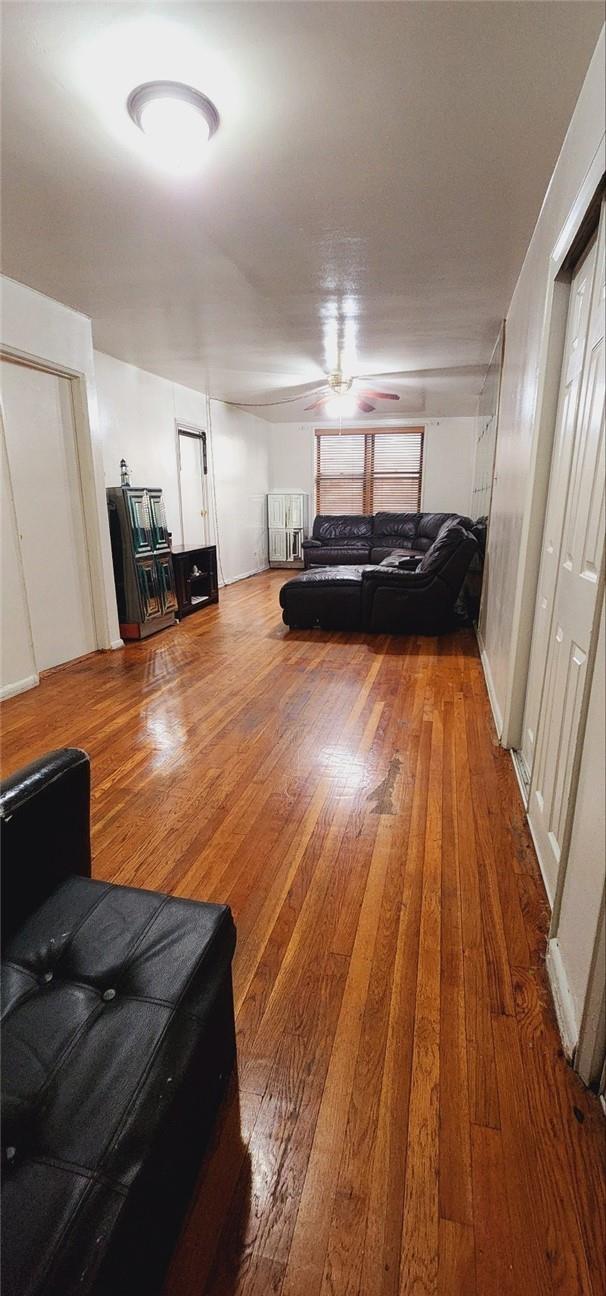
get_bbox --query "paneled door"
[527,202,605,904]
[520,235,599,783]
[1,359,96,672]
[268,495,285,528]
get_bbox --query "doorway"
[1,358,96,673]
[176,425,208,549]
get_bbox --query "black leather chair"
[302,511,472,568]
[281,522,477,633]
[1,749,237,1296]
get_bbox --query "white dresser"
[267,492,309,568]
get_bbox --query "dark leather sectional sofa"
[281,519,478,634]
[1,749,236,1296]
[302,510,472,568]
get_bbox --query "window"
[315,427,424,515]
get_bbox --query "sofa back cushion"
[313,514,373,541]
[372,512,418,545]
[417,521,473,578]
[414,512,472,551]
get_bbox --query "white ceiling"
[1,2,603,420]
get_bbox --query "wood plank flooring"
[1,570,604,1296]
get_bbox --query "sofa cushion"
[312,515,373,541]
[372,513,417,545]
[306,544,371,565]
[2,877,236,1296]
[415,512,472,551]
[418,521,471,576]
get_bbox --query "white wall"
[0,277,121,698]
[269,417,477,518]
[480,31,605,741]
[94,351,271,585]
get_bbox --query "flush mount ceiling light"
[127,80,219,174]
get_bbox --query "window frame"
[314,426,425,516]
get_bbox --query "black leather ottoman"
[279,565,374,629]
[1,750,237,1296]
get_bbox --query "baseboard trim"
[546,938,578,1060]
[1,673,39,700]
[475,627,504,739]
[510,747,530,809]
[109,638,124,651]
[219,564,270,588]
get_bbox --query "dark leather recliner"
[281,522,477,634]
[1,749,236,1296]
[302,511,472,568]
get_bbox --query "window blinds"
[315,428,424,515]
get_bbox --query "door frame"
[174,422,208,549]
[0,346,114,669]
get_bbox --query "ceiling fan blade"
[358,389,400,400]
[304,395,331,411]
[356,398,375,414]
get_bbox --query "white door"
[269,529,287,562]
[528,203,605,903]
[287,494,304,529]
[1,360,96,672]
[268,494,285,528]
[520,234,599,781]
[178,433,207,548]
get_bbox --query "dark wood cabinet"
[107,487,177,640]
[171,545,219,618]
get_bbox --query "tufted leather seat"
[1,750,237,1296]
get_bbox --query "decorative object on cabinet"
[107,486,178,640]
[268,492,309,568]
[120,458,131,486]
[172,544,219,618]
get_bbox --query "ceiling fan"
[304,369,400,417]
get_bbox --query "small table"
[171,544,219,618]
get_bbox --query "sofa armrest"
[1,748,92,941]
[302,538,322,548]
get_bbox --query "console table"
[171,544,219,619]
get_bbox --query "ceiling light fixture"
[325,393,357,420]
[127,80,219,174]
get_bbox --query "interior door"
[520,235,599,782]
[528,202,605,904]
[268,495,285,528]
[1,360,96,672]
[178,432,207,548]
[288,494,304,529]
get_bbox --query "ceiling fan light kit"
[304,369,401,416]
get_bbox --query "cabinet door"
[269,529,287,562]
[127,491,153,555]
[268,495,285,528]
[137,559,162,619]
[156,556,178,613]
[148,491,170,551]
[288,495,304,529]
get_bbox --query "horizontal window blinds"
[315,428,423,515]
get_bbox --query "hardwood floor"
[1,570,604,1296]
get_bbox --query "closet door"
[520,234,598,782]
[1,360,96,672]
[528,204,605,903]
